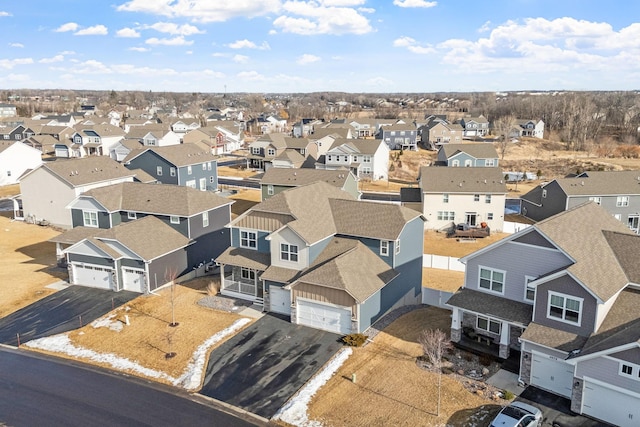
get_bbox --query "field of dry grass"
[0,184,20,198]
[0,216,66,317]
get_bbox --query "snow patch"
[173,317,251,390]
[91,313,123,332]
[273,347,353,427]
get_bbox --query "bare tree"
[165,267,179,327]
[418,329,452,417]
[493,114,518,159]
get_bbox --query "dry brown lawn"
[31,278,254,386]
[228,189,261,218]
[306,307,493,427]
[218,165,260,178]
[0,184,20,198]
[422,268,464,293]
[0,216,66,317]
[423,229,507,258]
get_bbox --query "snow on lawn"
[24,317,252,391]
[273,347,353,427]
[90,312,123,332]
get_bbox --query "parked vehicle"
[489,401,543,427]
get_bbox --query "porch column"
[450,307,462,343]
[218,263,225,291]
[499,321,510,359]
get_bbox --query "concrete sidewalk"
[487,369,525,395]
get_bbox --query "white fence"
[423,254,465,271]
[502,221,531,234]
[421,288,454,309]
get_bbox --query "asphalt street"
[0,347,263,427]
[0,286,138,346]
[200,313,343,419]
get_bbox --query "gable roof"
[77,182,232,217]
[327,138,385,155]
[25,156,134,187]
[439,143,498,159]
[261,168,352,188]
[123,143,217,166]
[553,170,640,196]
[418,166,507,193]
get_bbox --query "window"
[127,211,137,220]
[267,185,274,196]
[617,196,629,207]
[267,148,275,156]
[170,167,176,177]
[477,316,500,334]
[186,180,196,189]
[548,292,582,324]
[240,268,255,281]
[614,213,622,221]
[252,147,260,155]
[209,176,214,183]
[485,194,492,204]
[202,163,206,170]
[443,194,449,203]
[524,276,536,302]
[2,134,8,140]
[156,166,162,176]
[363,155,371,163]
[202,212,209,227]
[485,158,495,167]
[451,159,460,167]
[542,189,547,198]
[588,196,601,205]
[280,243,298,262]
[170,216,180,224]
[6,170,11,177]
[240,230,257,249]
[380,240,389,256]
[464,159,472,167]
[327,155,333,162]
[474,194,480,202]
[83,211,98,227]
[395,239,401,255]
[621,364,633,376]
[628,215,639,232]
[207,162,212,171]
[479,267,504,294]
[187,165,192,175]
[437,211,455,221]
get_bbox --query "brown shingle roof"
[440,143,498,159]
[215,246,271,270]
[123,143,217,166]
[261,168,351,188]
[37,156,135,187]
[446,288,533,325]
[419,166,507,193]
[519,322,588,353]
[556,170,640,196]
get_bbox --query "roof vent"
[581,181,584,186]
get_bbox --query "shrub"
[502,390,515,400]
[342,333,368,347]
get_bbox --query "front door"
[628,215,639,233]
[465,212,477,226]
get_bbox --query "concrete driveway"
[517,386,614,427]
[0,286,138,346]
[199,313,344,419]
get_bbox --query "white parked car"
[490,401,543,427]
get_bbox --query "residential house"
[520,170,640,233]
[58,181,232,274]
[123,143,218,191]
[110,139,143,162]
[23,134,59,155]
[419,119,464,148]
[44,115,77,128]
[75,123,126,156]
[19,156,135,228]
[39,125,75,142]
[250,114,287,134]
[309,126,353,141]
[458,115,490,138]
[446,202,640,427]
[182,122,244,154]
[260,168,359,201]
[436,143,499,167]
[58,216,191,293]
[125,124,181,147]
[246,133,311,171]
[170,119,201,134]
[0,103,17,117]
[215,181,424,334]
[510,119,545,139]
[292,118,323,138]
[377,123,418,151]
[318,138,390,181]
[417,166,507,231]
[0,124,35,142]
[349,118,378,138]
[0,141,42,186]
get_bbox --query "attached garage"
[582,378,640,427]
[122,268,146,293]
[530,352,574,398]
[296,298,352,335]
[269,285,291,316]
[72,263,113,290]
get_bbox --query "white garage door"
[269,285,291,316]
[297,298,351,335]
[530,352,573,398]
[582,379,640,427]
[123,268,146,293]
[72,264,113,289]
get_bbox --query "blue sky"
[1,0,639,93]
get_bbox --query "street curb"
[192,392,271,426]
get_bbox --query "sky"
[1,0,639,93]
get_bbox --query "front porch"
[215,246,271,307]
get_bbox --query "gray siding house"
[446,202,640,427]
[377,123,418,151]
[215,181,425,334]
[123,143,218,191]
[436,143,499,167]
[260,168,360,201]
[521,170,640,233]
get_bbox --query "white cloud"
[237,70,265,81]
[116,27,141,38]
[273,0,373,35]
[117,0,281,23]
[0,11,12,17]
[211,52,228,57]
[129,46,149,52]
[227,39,270,50]
[358,7,375,13]
[9,43,24,48]
[393,36,435,54]
[478,20,491,33]
[75,25,108,36]
[39,55,65,64]
[393,0,437,8]
[55,22,79,33]
[0,58,34,69]
[144,22,204,35]
[297,54,320,65]
[145,36,193,46]
[233,54,249,63]
[74,59,112,74]
[60,50,76,55]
